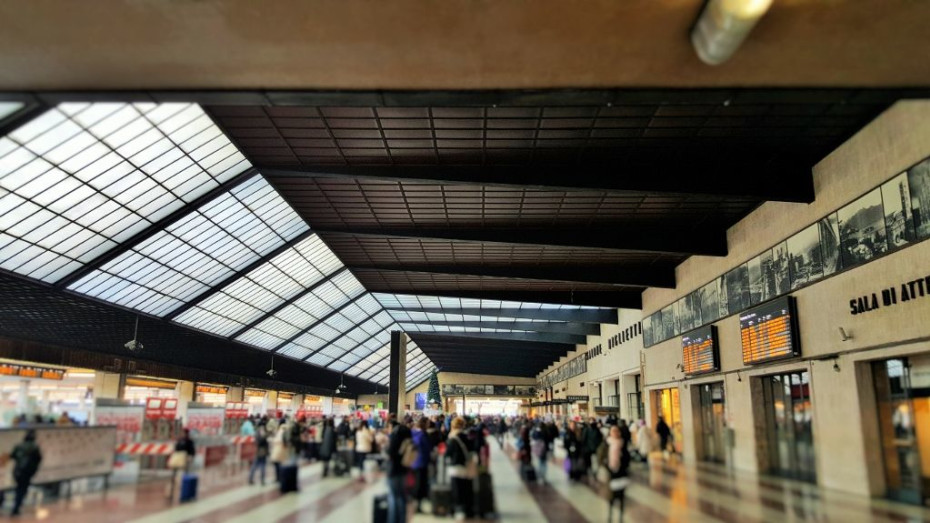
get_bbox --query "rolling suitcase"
[279,464,299,494]
[179,474,198,503]
[431,454,453,516]
[474,472,497,518]
[372,493,389,523]
[521,464,537,482]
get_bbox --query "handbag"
[609,477,631,492]
[400,438,419,468]
[167,450,188,469]
[563,457,572,474]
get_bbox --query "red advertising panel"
[144,398,163,420]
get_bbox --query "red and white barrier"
[230,436,255,445]
[116,442,174,455]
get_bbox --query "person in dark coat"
[656,416,672,454]
[445,417,474,520]
[319,418,337,477]
[618,419,632,449]
[249,427,270,485]
[386,419,413,523]
[10,430,42,516]
[563,421,583,481]
[582,419,603,481]
[410,418,432,513]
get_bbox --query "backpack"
[399,438,419,468]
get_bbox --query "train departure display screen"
[739,296,800,365]
[681,326,718,376]
[0,363,65,380]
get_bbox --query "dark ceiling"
[408,332,576,378]
[205,88,924,309]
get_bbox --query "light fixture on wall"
[833,358,841,373]
[838,327,853,342]
[736,371,742,383]
[691,0,774,65]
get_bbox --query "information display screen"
[739,296,800,364]
[0,363,65,380]
[681,326,719,376]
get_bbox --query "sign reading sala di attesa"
[849,274,930,315]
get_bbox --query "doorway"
[653,387,683,454]
[696,382,727,464]
[759,371,816,482]
[872,357,930,505]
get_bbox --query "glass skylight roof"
[278,293,387,362]
[235,272,366,350]
[0,102,24,122]
[374,293,600,312]
[0,102,250,283]
[69,175,307,316]
[173,234,343,336]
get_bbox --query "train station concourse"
[1,1,930,521]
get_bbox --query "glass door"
[873,358,929,505]
[654,387,683,454]
[698,382,727,464]
[761,371,815,482]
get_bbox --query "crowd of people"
[223,410,672,523]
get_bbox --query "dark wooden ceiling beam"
[351,264,672,288]
[313,226,726,257]
[263,158,814,202]
[406,330,585,345]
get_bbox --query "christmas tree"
[427,370,442,409]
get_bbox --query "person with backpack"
[411,417,432,513]
[386,418,414,523]
[9,430,42,516]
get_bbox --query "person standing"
[530,426,549,484]
[411,418,432,513]
[319,418,336,477]
[354,421,374,478]
[656,416,672,455]
[445,417,474,521]
[636,420,651,462]
[270,424,288,482]
[386,419,413,523]
[582,418,603,481]
[249,427,270,485]
[9,430,42,516]
[563,421,582,481]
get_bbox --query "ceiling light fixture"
[691,0,774,65]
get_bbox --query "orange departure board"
[682,326,718,376]
[0,363,65,380]
[740,296,800,365]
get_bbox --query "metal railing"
[593,394,620,408]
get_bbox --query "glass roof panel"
[69,175,307,315]
[0,102,250,283]
[175,234,343,336]
[0,102,24,122]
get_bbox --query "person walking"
[530,426,549,484]
[656,416,672,455]
[167,428,195,500]
[9,430,42,516]
[446,417,474,521]
[606,425,631,523]
[583,418,603,481]
[319,418,337,477]
[563,420,583,481]
[411,417,432,513]
[354,421,374,478]
[249,427,270,485]
[636,420,651,462]
[386,419,413,523]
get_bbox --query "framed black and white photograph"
[771,241,790,295]
[746,251,766,306]
[715,274,728,319]
[696,280,719,325]
[838,188,888,268]
[688,290,703,329]
[725,264,750,316]
[882,171,916,249]
[907,157,930,240]
[642,314,654,347]
[661,302,678,340]
[818,213,842,277]
[788,223,823,289]
[677,295,695,333]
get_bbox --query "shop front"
[244,388,266,415]
[195,383,228,406]
[123,376,177,404]
[652,387,683,454]
[0,361,93,425]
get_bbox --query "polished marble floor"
[6,437,930,522]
